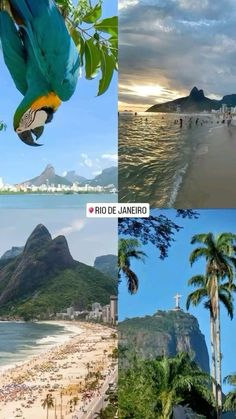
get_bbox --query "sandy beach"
[0,321,117,419]
[175,124,236,208]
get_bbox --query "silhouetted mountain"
[94,254,118,281]
[147,86,236,113]
[0,225,116,320]
[18,165,72,187]
[119,310,210,372]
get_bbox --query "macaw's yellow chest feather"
[31,92,61,111]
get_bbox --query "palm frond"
[189,248,210,266]
[186,288,207,310]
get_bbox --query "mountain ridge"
[17,165,117,188]
[147,86,236,113]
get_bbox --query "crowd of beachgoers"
[0,322,117,419]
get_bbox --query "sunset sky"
[119,0,236,110]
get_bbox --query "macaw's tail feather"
[8,0,79,101]
[9,0,50,23]
[0,11,27,94]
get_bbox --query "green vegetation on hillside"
[0,263,116,320]
[0,225,116,320]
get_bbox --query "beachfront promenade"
[73,366,117,419]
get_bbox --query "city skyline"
[0,0,117,184]
[119,0,236,110]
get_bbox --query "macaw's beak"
[32,126,44,139]
[17,128,44,147]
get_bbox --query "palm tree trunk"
[215,290,222,418]
[210,314,217,404]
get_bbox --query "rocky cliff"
[119,309,210,372]
[94,254,118,281]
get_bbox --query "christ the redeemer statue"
[174,293,182,309]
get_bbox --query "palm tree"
[188,232,236,417]
[223,373,236,412]
[118,238,147,294]
[153,353,213,418]
[42,393,54,419]
[118,352,213,419]
[187,275,235,403]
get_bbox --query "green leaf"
[108,36,118,61]
[84,38,101,79]
[69,27,81,46]
[83,4,102,23]
[98,49,115,96]
[0,121,6,131]
[94,16,118,37]
[69,28,85,63]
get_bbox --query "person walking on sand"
[227,112,232,127]
[180,118,183,128]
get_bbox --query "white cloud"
[55,219,86,236]
[80,153,93,168]
[101,153,118,162]
[119,0,139,10]
[92,170,102,176]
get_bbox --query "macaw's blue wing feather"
[9,0,79,101]
[0,11,27,95]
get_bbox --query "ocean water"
[0,193,117,209]
[0,322,70,370]
[119,112,219,207]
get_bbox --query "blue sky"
[0,0,117,184]
[119,209,236,389]
[0,208,117,266]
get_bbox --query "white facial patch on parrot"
[16,109,48,133]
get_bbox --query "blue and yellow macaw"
[0,0,79,146]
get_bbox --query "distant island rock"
[94,254,118,281]
[147,86,236,113]
[0,224,116,320]
[119,309,210,372]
